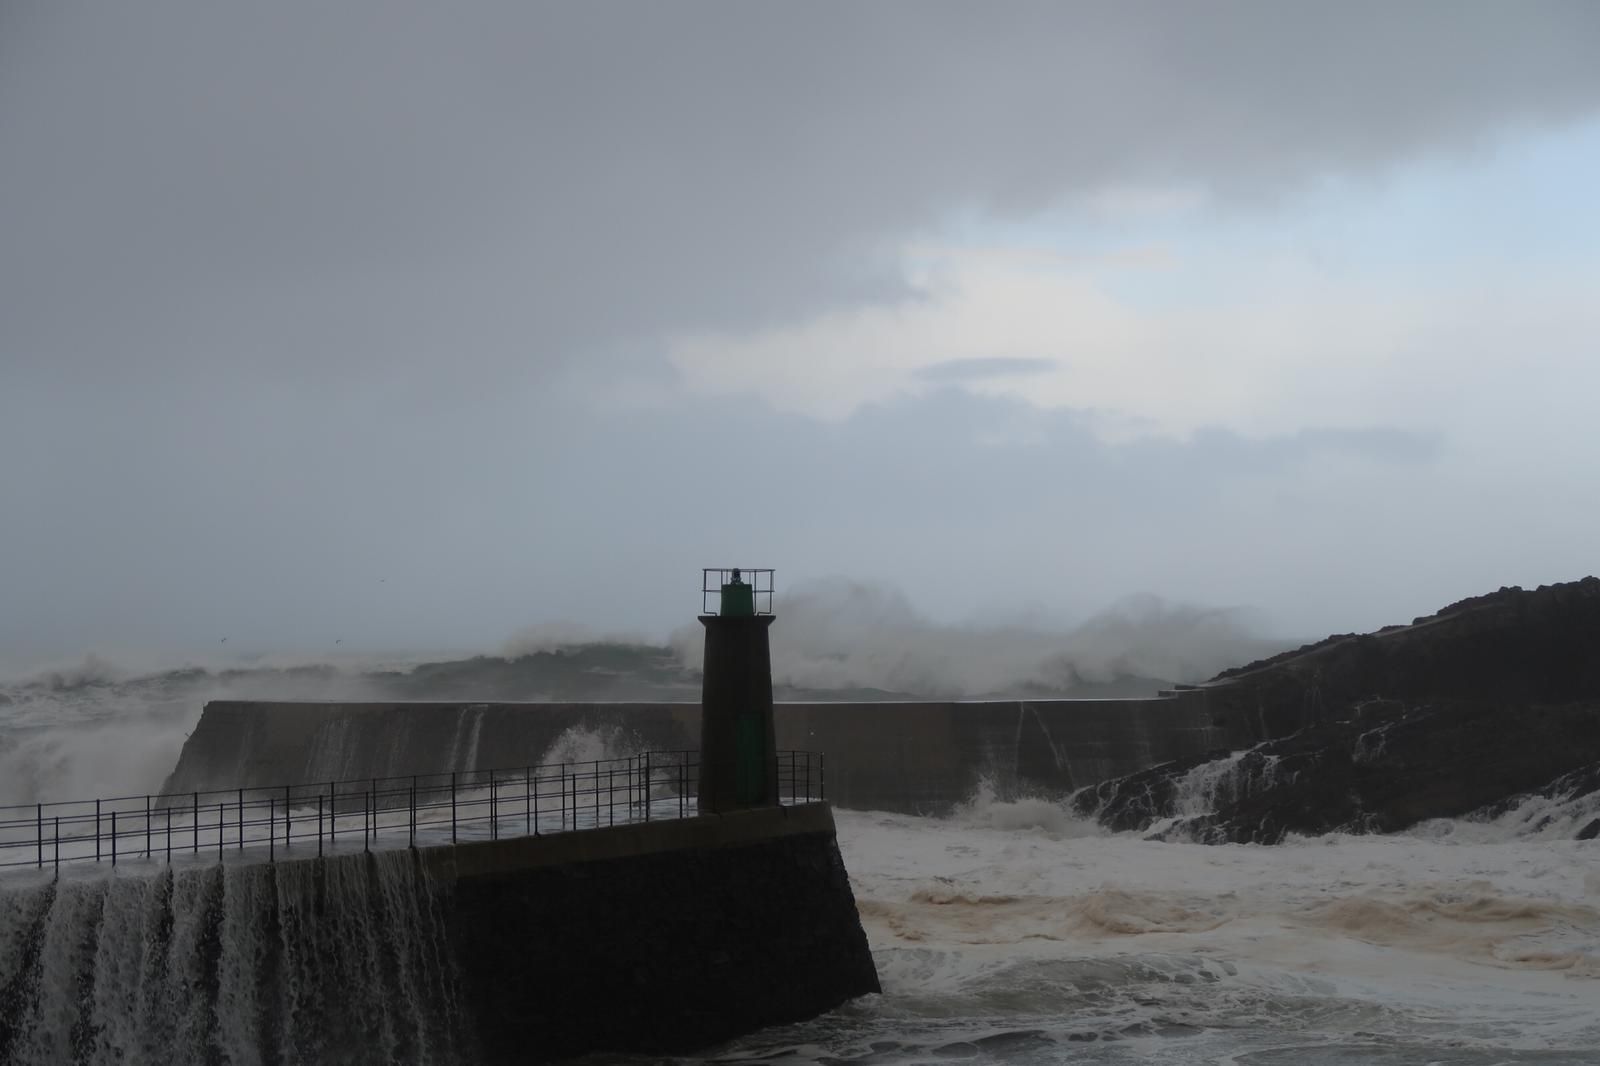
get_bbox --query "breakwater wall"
[164,692,1281,813]
[0,803,877,1064]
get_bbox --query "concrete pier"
[0,804,878,1064]
[162,690,1283,813]
[440,803,879,1060]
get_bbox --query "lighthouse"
[698,568,778,813]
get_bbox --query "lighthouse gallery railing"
[0,749,825,873]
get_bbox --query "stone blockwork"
[432,804,880,1061]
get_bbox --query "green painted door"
[736,713,766,805]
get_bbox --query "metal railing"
[0,750,825,873]
[701,567,775,615]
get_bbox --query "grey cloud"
[0,381,1516,659]
[916,358,1059,382]
[1288,427,1440,463]
[4,1,1599,388]
[3,3,1598,663]
[1170,425,1442,470]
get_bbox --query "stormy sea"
[2,583,1598,1065]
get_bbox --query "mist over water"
[0,581,1288,807]
[668,579,1286,698]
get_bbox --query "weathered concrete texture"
[771,693,1244,811]
[431,803,880,1061]
[165,694,1267,813]
[162,700,701,797]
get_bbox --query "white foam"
[835,808,1600,1055]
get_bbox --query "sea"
[2,655,1598,1065]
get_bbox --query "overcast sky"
[3,1,1599,663]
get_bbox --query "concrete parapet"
[166,689,1286,814]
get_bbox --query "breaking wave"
[669,579,1287,698]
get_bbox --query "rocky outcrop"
[1076,578,1600,842]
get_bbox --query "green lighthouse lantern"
[720,568,756,617]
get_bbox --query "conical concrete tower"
[698,568,778,813]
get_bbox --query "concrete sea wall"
[441,803,879,1059]
[0,804,877,1064]
[164,692,1279,813]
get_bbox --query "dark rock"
[1578,819,1600,841]
[1081,577,1600,843]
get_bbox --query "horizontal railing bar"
[0,749,716,815]
[0,750,821,875]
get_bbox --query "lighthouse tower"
[698,568,778,813]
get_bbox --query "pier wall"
[439,803,879,1060]
[0,805,877,1065]
[166,692,1277,813]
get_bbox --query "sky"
[3,1,1599,663]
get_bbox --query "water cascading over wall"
[0,805,880,1065]
[0,851,465,1066]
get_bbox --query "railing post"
[36,804,42,870]
[146,795,152,858]
[95,799,101,863]
[193,792,199,855]
[317,794,324,857]
[594,760,600,827]
[329,782,336,847]
[363,789,370,853]
[166,805,171,862]
[490,768,497,840]
[269,796,275,862]
[283,785,291,850]
[111,810,117,866]
[527,767,534,836]
[643,752,651,822]
[408,782,416,848]
[53,816,60,876]
[450,771,457,844]
[559,765,566,831]
[218,803,224,863]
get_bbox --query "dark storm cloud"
[3,1,1599,385]
[3,2,1599,661]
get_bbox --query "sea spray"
[538,722,643,767]
[1067,743,1293,842]
[955,778,1102,838]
